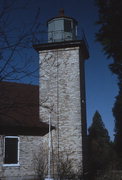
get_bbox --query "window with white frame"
[4,136,19,165]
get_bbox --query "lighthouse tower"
[33,10,89,179]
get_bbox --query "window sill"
[3,163,20,167]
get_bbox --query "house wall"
[39,46,86,176]
[0,135,45,180]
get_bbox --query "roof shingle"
[0,81,50,136]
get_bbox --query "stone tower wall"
[39,46,84,173]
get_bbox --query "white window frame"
[3,136,20,167]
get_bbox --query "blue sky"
[3,0,118,140]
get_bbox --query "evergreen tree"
[113,88,122,158]
[88,111,111,178]
[95,0,122,83]
[95,0,122,158]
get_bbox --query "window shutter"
[5,138,18,164]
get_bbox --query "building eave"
[0,125,55,136]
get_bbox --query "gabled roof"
[0,81,51,136]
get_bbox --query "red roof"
[0,81,51,136]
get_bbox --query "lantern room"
[47,9,78,42]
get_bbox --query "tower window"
[64,20,72,32]
[4,136,19,165]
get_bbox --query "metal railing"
[32,29,89,46]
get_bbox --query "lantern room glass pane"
[64,20,72,32]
